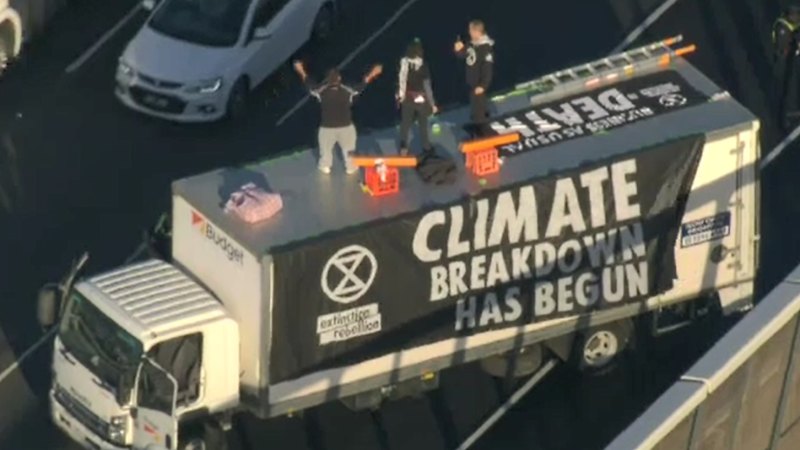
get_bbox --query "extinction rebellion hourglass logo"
[316,245,382,346]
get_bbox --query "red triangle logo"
[191,211,203,226]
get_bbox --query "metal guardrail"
[607,262,800,450]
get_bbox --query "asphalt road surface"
[0,0,798,449]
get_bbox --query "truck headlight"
[186,77,223,94]
[108,415,129,445]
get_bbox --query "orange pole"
[662,36,681,47]
[659,44,696,67]
[674,44,696,57]
[461,133,521,153]
[352,157,418,167]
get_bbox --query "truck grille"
[129,86,186,114]
[54,386,110,441]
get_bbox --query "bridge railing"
[607,262,800,450]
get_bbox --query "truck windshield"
[58,291,143,405]
[148,0,251,47]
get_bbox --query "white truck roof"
[172,60,756,258]
[78,259,229,340]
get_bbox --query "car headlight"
[108,414,129,445]
[186,77,223,94]
[118,59,134,77]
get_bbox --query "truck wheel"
[311,2,336,43]
[226,78,248,121]
[571,319,633,375]
[181,420,228,450]
[480,344,543,378]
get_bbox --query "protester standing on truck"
[773,4,800,130]
[397,39,439,156]
[294,61,383,174]
[454,20,495,137]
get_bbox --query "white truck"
[37,37,761,450]
[0,0,22,76]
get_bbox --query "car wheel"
[226,78,248,120]
[311,2,336,43]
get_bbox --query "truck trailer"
[38,37,761,450]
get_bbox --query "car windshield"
[148,0,252,47]
[58,291,143,405]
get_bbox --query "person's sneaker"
[346,166,359,175]
[319,166,331,174]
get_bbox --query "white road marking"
[457,359,558,450]
[124,242,147,264]
[64,3,142,74]
[609,0,800,170]
[0,328,57,385]
[275,0,422,126]
[760,123,800,170]
[610,0,679,55]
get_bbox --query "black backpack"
[416,150,459,186]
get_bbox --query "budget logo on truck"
[191,210,244,265]
[316,245,382,345]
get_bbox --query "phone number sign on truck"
[269,135,705,384]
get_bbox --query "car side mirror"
[37,284,61,329]
[252,27,272,40]
[142,0,156,11]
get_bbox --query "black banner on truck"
[269,135,704,384]
[482,70,709,158]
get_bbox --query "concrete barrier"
[607,262,800,450]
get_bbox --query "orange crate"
[364,165,400,196]
[465,148,500,176]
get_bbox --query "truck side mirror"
[37,284,61,329]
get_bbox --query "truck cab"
[47,260,238,450]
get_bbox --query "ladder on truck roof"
[493,35,697,102]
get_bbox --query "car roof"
[172,59,757,258]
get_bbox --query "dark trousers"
[469,90,490,137]
[399,99,432,152]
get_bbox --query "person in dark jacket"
[294,60,383,174]
[397,39,439,156]
[773,5,800,129]
[454,20,495,136]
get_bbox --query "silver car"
[116,0,336,122]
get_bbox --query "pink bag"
[224,183,283,223]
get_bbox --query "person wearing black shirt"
[397,39,439,156]
[455,20,495,136]
[294,61,383,174]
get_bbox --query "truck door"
[133,358,179,450]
